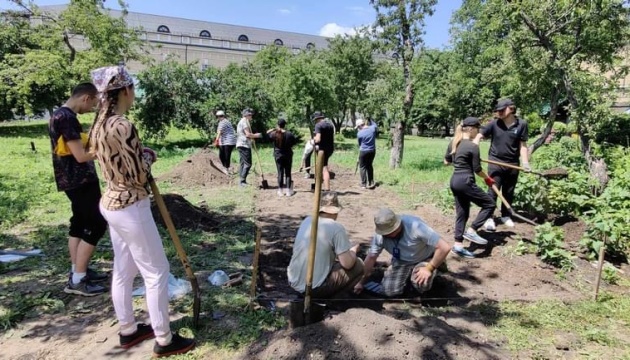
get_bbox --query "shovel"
[251,141,269,189]
[482,159,568,180]
[490,184,537,226]
[149,176,203,328]
[289,150,327,328]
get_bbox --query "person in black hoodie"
[267,118,298,196]
[444,117,496,258]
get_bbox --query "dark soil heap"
[158,148,233,187]
[150,193,222,232]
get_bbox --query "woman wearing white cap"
[89,65,195,358]
[213,110,236,173]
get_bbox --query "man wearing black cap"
[311,111,335,191]
[474,98,530,230]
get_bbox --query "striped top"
[217,119,236,146]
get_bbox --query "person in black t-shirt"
[445,117,496,258]
[49,83,108,296]
[311,111,335,191]
[474,99,530,230]
[267,118,298,196]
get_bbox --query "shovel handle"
[490,184,537,226]
[149,177,202,327]
[304,151,325,318]
[482,159,546,178]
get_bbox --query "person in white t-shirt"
[235,108,261,187]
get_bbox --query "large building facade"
[40,5,330,73]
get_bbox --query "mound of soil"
[158,148,233,187]
[241,308,505,360]
[150,193,225,232]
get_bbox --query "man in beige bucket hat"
[287,192,364,298]
[354,208,451,297]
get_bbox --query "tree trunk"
[389,121,405,168]
[562,73,609,189]
[529,89,559,155]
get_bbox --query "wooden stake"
[303,150,324,323]
[249,227,262,303]
[593,235,607,301]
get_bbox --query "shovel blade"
[289,300,326,328]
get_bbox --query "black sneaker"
[63,276,107,296]
[87,268,109,283]
[120,323,155,349]
[153,333,195,358]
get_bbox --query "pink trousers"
[100,197,171,344]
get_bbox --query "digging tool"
[490,184,537,226]
[482,159,568,180]
[251,141,269,189]
[292,166,312,175]
[208,158,229,176]
[290,150,326,328]
[249,227,262,302]
[354,154,360,176]
[149,176,202,328]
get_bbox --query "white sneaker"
[277,190,283,197]
[284,188,295,197]
[501,217,515,228]
[483,218,496,232]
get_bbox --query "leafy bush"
[525,112,544,138]
[594,113,630,147]
[533,223,574,271]
[551,121,568,138]
[580,146,630,260]
[341,127,358,139]
[602,263,621,285]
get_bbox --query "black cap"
[310,111,325,121]
[462,117,481,127]
[494,98,514,111]
[277,118,286,128]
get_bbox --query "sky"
[0,0,462,49]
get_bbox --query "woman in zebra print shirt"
[89,65,195,358]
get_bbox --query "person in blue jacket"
[356,118,378,189]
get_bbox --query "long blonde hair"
[450,124,475,155]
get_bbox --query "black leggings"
[359,150,375,186]
[450,173,495,241]
[487,164,520,218]
[275,154,293,188]
[219,144,235,169]
[65,181,107,246]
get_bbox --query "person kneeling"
[287,192,364,298]
[354,208,451,297]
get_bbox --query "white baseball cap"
[355,119,365,128]
[216,110,225,116]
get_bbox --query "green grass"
[2,120,629,359]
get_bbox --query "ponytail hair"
[450,124,463,155]
[273,129,284,149]
[87,87,122,156]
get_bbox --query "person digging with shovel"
[354,208,451,297]
[89,65,195,358]
[311,111,335,191]
[267,118,298,196]
[474,98,531,230]
[236,108,262,187]
[444,117,496,258]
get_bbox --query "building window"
[157,25,170,33]
[391,52,399,59]
[274,38,283,46]
[306,42,315,50]
[238,34,249,42]
[200,30,211,38]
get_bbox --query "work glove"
[522,163,531,172]
[484,177,495,187]
[142,147,157,165]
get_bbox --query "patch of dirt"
[158,148,233,187]
[150,193,237,232]
[239,308,506,360]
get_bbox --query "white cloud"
[277,8,291,15]
[319,23,357,38]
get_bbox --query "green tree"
[325,34,376,128]
[371,0,438,168]
[1,0,145,117]
[452,0,630,187]
[134,60,214,140]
